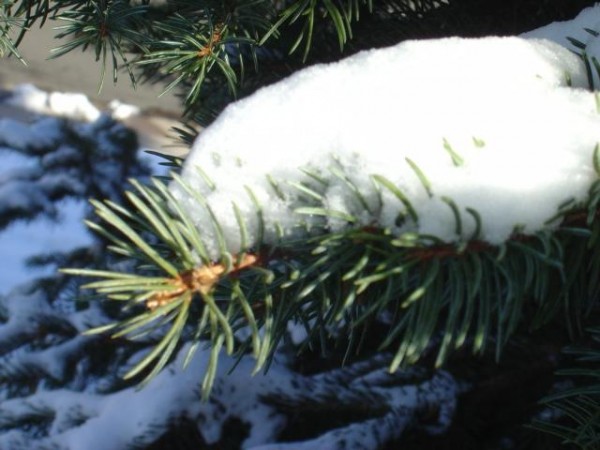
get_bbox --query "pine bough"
[63,36,600,447]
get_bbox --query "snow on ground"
[172,36,600,259]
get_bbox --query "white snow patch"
[108,99,141,120]
[172,36,600,258]
[7,84,102,122]
[6,84,143,123]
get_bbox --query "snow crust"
[172,36,600,258]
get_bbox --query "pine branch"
[50,0,149,90]
[531,326,600,448]
[0,0,25,60]
[63,156,600,398]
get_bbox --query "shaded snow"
[0,117,63,149]
[0,86,158,294]
[0,197,90,290]
[522,5,600,88]
[523,5,600,50]
[0,342,458,450]
[0,345,289,450]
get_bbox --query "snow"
[0,345,288,449]
[0,198,90,290]
[0,117,63,149]
[0,126,92,293]
[6,84,143,123]
[172,36,600,259]
[108,99,141,120]
[7,84,102,122]
[0,343,458,450]
[522,5,600,50]
[0,86,156,294]
[522,5,600,87]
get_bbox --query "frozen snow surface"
[173,36,600,259]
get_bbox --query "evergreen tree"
[2,1,600,449]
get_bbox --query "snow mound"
[171,36,599,258]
